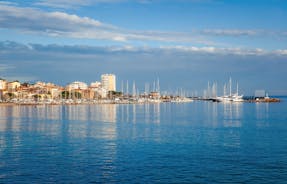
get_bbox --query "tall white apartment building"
[0,79,7,90]
[101,74,116,91]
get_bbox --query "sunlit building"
[0,79,7,90]
[90,81,101,88]
[66,81,88,90]
[50,88,62,99]
[7,81,20,92]
[101,74,116,91]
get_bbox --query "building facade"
[66,81,88,90]
[101,74,116,91]
[0,79,7,90]
[7,81,21,92]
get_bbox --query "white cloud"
[158,45,274,56]
[0,4,211,45]
[0,1,18,6]
[33,0,217,9]
[48,12,102,26]
[0,4,286,48]
[274,49,287,55]
[1,41,287,57]
[0,64,14,72]
[202,29,258,36]
[34,0,132,9]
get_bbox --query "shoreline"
[0,98,281,106]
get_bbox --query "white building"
[101,74,116,91]
[92,87,107,98]
[90,81,101,88]
[66,81,88,90]
[0,79,7,90]
[7,81,20,92]
[34,81,46,88]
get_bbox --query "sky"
[0,0,287,95]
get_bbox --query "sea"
[1,98,287,183]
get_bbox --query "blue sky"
[0,0,287,95]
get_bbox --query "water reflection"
[0,102,248,136]
[0,104,162,139]
[1,101,286,183]
[118,103,161,124]
[205,102,243,128]
[255,103,269,127]
[0,105,118,140]
[0,104,118,122]
[65,105,114,122]
[0,102,268,145]
[204,102,243,149]
[222,103,243,127]
[207,102,218,126]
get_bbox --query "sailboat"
[232,83,244,102]
[216,78,244,102]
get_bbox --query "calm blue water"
[1,99,287,183]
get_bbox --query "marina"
[1,1,287,183]
[0,77,281,105]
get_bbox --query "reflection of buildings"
[0,104,118,137]
[89,104,117,123]
[18,104,117,123]
[0,105,118,176]
[61,105,117,139]
[0,105,62,134]
[118,103,161,124]
[65,105,89,121]
[0,105,21,132]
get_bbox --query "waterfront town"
[0,74,188,105]
[0,74,279,105]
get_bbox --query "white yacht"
[216,78,244,102]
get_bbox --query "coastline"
[0,97,281,106]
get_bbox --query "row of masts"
[121,77,241,98]
[121,78,160,96]
[120,79,193,98]
[203,77,241,98]
[225,77,239,96]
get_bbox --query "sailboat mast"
[121,80,124,95]
[157,78,160,92]
[132,81,136,97]
[237,82,239,95]
[229,77,232,96]
[126,80,129,95]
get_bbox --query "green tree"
[61,91,82,99]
